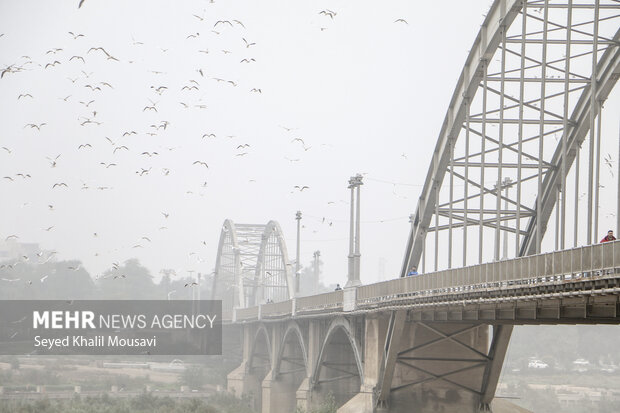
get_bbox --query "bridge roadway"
[224,240,620,413]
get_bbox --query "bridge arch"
[402,0,620,274]
[312,317,364,408]
[274,321,308,378]
[246,324,272,411]
[212,219,293,311]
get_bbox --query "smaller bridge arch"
[312,317,364,409]
[264,321,309,413]
[246,324,272,412]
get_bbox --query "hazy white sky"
[0,0,618,287]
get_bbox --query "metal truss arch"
[212,219,293,311]
[402,0,620,274]
[255,220,296,304]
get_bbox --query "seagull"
[214,20,233,28]
[113,145,129,154]
[236,152,248,157]
[46,154,60,167]
[69,55,85,63]
[5,235,19,241]
[78,0,86,8]
[68,265,81,271]
[59,95,71,101]
[202,133,216,139]
[242,38,256,48]
[294,185,310,191]
[184,282,199,287]
[193,160,209,168]
[122,131,137,136]
[17,93,33,99]
[43,226,54,232]
[1,147,11,154]
[78,143,92,149]
[24,123,46,130]
[79,100,95,107]
[44,61,61,69]
[162,212,169,219]
[240,58,255,64]
[68,31,85,39]
[52,183,68,188]
[100,162,117,168]
[250,88,262,93]
[394,19,408,24]
[319,9,337,19]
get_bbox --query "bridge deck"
[226,240,620,324]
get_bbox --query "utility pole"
[346,174,363,287]
[295,211,302,295]
[313,250,320,294]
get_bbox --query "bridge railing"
[296,291,343,314]
[229,241,620,322]
[262,299,293,318]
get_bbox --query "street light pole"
[346,174,363,287]
[295,210,302,296]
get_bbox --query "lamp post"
[295,211,302,295]
[346,174,363,287]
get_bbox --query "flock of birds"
[0,2,416,286]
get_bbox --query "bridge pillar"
[386,321,490,413]
[227,324,271,411]
[337,313,389,413]
[296,319,322,410]
[261,324,284,413]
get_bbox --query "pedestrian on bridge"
[407,266,418,276]
[600,230,617,243]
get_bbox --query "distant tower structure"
[312,250,321,294]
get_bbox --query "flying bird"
[69,55,85,63]
[52,182,68,188]
[68,31,84,39]
[45,61,61,69]
[24,123,46,130]
[242,38,256,48]
[394,19,408,24]
[193,160,209,168]
[319,9,337,19]
[240,58,256,63]
[17,93,33,99]
[294,185,310,191]
[78,143,92,149]
[214,20,233,28]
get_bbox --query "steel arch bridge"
[211,220,295,312]
[224,2,620,413]
[401,0,620,277]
